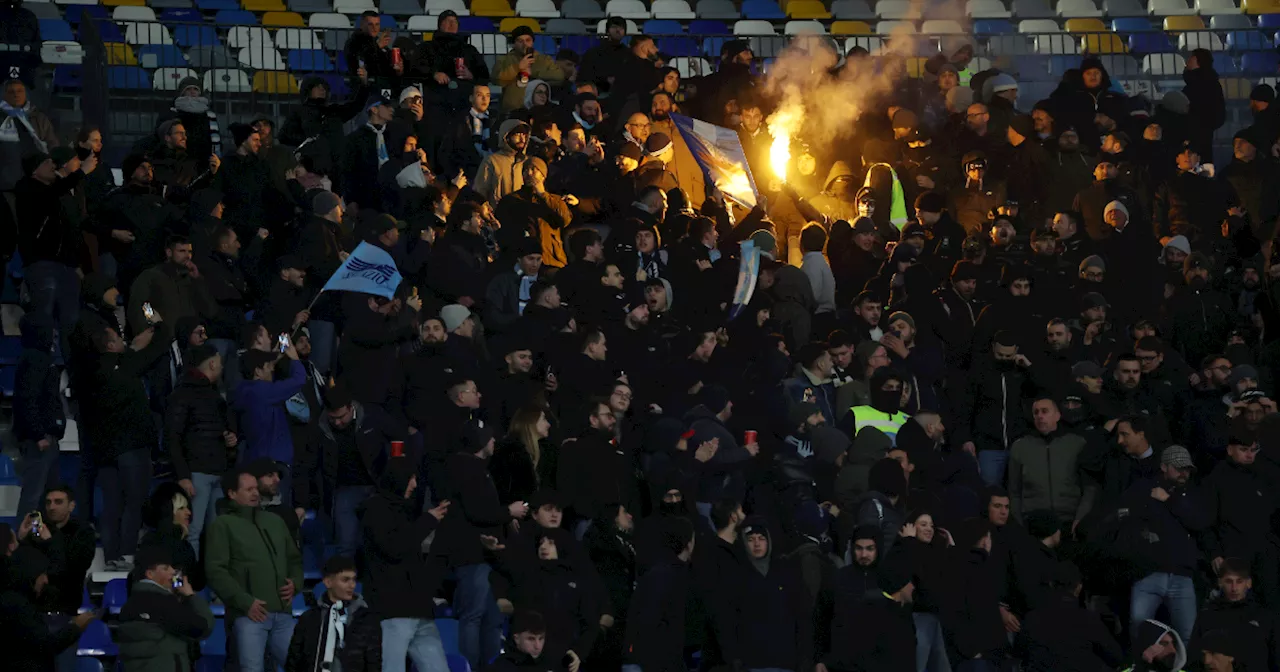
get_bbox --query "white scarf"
[0,101,46,152]
[368,123,389,166]
[320,600,347,671]
[573,111,596,130]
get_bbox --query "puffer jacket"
[284,593,382,672]
[204,499,304,623]
[117,580,214,672]
[1007,429,1097,524]
[474,119,529,206]
[166,369,236,480]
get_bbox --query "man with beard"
[1203,429,1280,607]
[954,332,1036,486]
[1180,354,1234,464]
[127,235,215,337]
[1051,210,1095,272]
[1171,254,1233,370]
[578,17,630,94]
[1125,620,1188,672]
[97,154,187,287]
[494,26,565,113]
[218,123,281,239]
[150,77,221,180]
[1046,128,1097,214]
[692,500,748,671]
[476,119,531,208]
[558,399,640,537]
[427,200,489,308]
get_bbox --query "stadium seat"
[188,44,238,66]
[1058,0,1103,16]
[1012,0,1056,17]
[1211,14,1254,28]
[1197,0,1244,13]
[65,6,108,24]
[0,455,16,485]
[158,8,201,22]
[447,654,471,672]
[1018,18,1063,33]
[238,45,286,69]
[1100,52,1142,75]
[332,0,375,12]
[1104,0,1147,14]
[1226,30,1274,48]
[407,15,439,32]
[40,19,76,41]
[112,6,155,21]
[1064,17,1106,31]
[695,0,738,18]
[1243,49,1280,70]
[214,9,258,25]
[687,18,727,32]
[252,70,298,92]
[174,25,219,48]
[831,20,872,33]
[594,17,637,32]
[76,658,104,672]
[275,27,322,49]
[229,26,272,48]
[288,48,334,70]
[668,55,712,75]
[831,0,876,18]
[1147,0,1196,14]
[1035,32,1081,53]
[1081,32,1128,52]
[309,12,351,28]
[785,19,826,33]
[43,41,85,64]
[458,16,494,30]
[289,0,332,11]
[1247,0,1280,12]
[149,0,194,8]
[501,17,541,32]
[201,618,226,656]
[644,18,682,32]
[562,34,599,51]
[782,0,826,18]
[516,0,561,17]
[29,4,63,21]
[56,0,98,5]
[436,618,460,654]
[102,0,147,7]
[53,65,84,88]
[1111,17,1151,31]
[605,0,650,17]
[154,66,199,89]
[104,578,129,614]
[124,22,174,45]
[877,19,916,32]
[741,0,785,18]
[1261,13,1280,26]
[104,42,137,64]
[1141,52,1185,73]
[469,33,509,53]
[1178,31,1226,50]
[562,0,604,18]
[922,19,964,32]
[138,44,187,66]
[242,0,287,11]
[733,19,777,34]
[652,0,695,18]
[427,0,470,15]
[196,0,241,8]
[876,0,917,18]
[974,18,1015,32]
[546,17,588,32]
[531,34,558,51]
[85,21,126,42]
[263,10,305,25]
[1128,32,1176,50]
[968,0,1012,16]
[473,0,516,16]
[845,35,884,52]
[1162,15,1205,29]
[986,34,1032,53]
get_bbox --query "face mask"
[1061,407,1087,425]
[659,500,684,516]
[870,386,902,414]
[1188,276,1207,290]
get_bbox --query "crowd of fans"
[0,8,1279,672]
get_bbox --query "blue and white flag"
[670,113,760,209]
[728,240,761,321]
[319,241,402,299]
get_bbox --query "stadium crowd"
[1,7,1280,672]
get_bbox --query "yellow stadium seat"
[472,0,516,17]
[1223,77,1253,99]
[499,18,541,33]
[906,56,928,77]
[253,71,298,94]
[1245,0,1280,13]
[1081,32,1127,53]
[1162,16,1205,30]
[105,43,137,65]
[263,11,305,26]
[830,20,872,35]
[102,0,147,6]
[1065,18,1107,33]
[787,0,832,18]
[242,0,287,12]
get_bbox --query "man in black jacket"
[16,484,96,672]
[821,561,916,672]
[1203,429,1280,609]
[1013,561,1123,672]
[0,546,96,672]
[95,155,186,296]
[437,419,528,669]
[623,515,694,672]
[427,200,489,307]
[360,453,450,672]
[1187,558,1279,672]
[197,224,261,350]
[336,288,421,409]
[14,314,65,517]
[485,610,566,672]
[731,519,814,672]
[285,555,382,672]
[167,344,237,556]
[420,11,490,114]
[941,517,1007,668]
[343,11,397,82]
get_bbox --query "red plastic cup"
[455,57,465,76]
[391,47,402,68]
[744,430,757,445]
[390,440,405,457]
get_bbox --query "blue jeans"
[455,563,502,669]
[23,261,80,361]
[187,471,223,557]
[334,485,374,558]
[18,439,60,517]
[977,449,1008,487]
[913,612,951,672]
[381,617,449,672]
[233,612,295,672]
[99,448,152,562]
[1130,572,1197,645]
[307,319,336,375]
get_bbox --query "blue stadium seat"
[436,618,460,656]
[64,6,109,25]
[0,367,15,397]
[53,66,83,89]
[0,335,20,365]
[973,19,1015,33]
[1046,54,1078,75]
[1226,30,1274,50]
[532,35,559,52]
[1215,57,1242,74]
[104,579,129,615]
[214,9,260,26]
[77,620,118,657]
[1110,17,1150,32]
[40,20,76,42]
[289,49,336,71]
[434,602,455,618]
[0,455,17,485]
[139,45,188,68]
[83,21,125,43]
[1127,32,1175,52]
[196,0,242,10]
[196,657,226,672]
[108,66,151,90]
[79,586,94,614]
[335,51,350,72]
[159,8,202,24]
[447,654,471,672]
[701,35,731,57]
[201,618,226,656]
[1259,14,1280,29]
[560,35,600,54]
[75,658,104,672]
[659,36,699,55]
[174,25,221,48]
[202,588,225,616]
[688,18,729,33]
[460,17,497,32]
[1243,50,1280,72]
[741,0,785,19]
[645,19,684,33]
[292,593,308,616]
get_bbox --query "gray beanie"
[1079,255,1106,274]
[1161,90,1191,115]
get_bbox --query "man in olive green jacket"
[493,26,565,113]
[118,546,214,672]
[205,467,305,672]
[1007,396,1099,527]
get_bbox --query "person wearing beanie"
[116,543,215,672]
[493,24,566,113]
[578,16,630,93]
[854,458,908,557]
[494,152,573,269]
[417,8,489,112]
[938,516,1008,667]
[913,189,966,276]
[146,73,221,188]
[1221,124,1280,245]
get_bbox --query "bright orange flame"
[768,105,801,184]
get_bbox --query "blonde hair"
[509,406,545,472]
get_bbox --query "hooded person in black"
[138,481,203,591]
[823,559,916,672]
[1013,561,1123,672]
[1128,619,1188,672]
[582,503,636,671]
[0,546,96,672]
[941,517,1007,667]
[623,515,695,672]
[729,518,814,672]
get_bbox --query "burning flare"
[769,105,801,184]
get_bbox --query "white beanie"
[1163,234,1190,256]
[440,304,471,333]
[1103,200,1129,219]
[399,86,422,104]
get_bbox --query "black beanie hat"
[229,122,255,148]
[868,458,906,498]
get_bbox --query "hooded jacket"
[731,520,814,671]
[436,449,514,567]
[117,580,214,672]
[623,549,691,672]
[475,119,529,207]
[167,368,236,480]
[13,313,64,443]
[361,456,444,618]
[294,401,404,511]
[1013,591,1123,672]
[204,498,305,623]
[285,591,382,672]
[1125,620,1187,672]
[233,359,306,465]
[493,528,603,663]
[0,548,86,672]
[941,547,1007,661]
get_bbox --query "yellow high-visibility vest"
[850,405,910,445]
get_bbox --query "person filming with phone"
[0,546,99,672]
[17,485,96,672]
[117,546,214,672]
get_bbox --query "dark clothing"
[294,401,402,510]
[941,548,1007,661]
[335,295,417,407]
[427,228,489,305]
[623,556,690,672]
[14,171,85,268]
[436,451,513,568]
[344,32,393,80]
[285,594,382,672]
[0,586,85,672]
[557,430,641,524]
[13,314,65,443]
[22,518,96,615]
[1201,459,1279,562]
[1013,595,1123,672]
[166,370,236,481]
[82,322,172,465]
[824,593,916,672]
[360,462,444,619]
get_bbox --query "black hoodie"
[0,546,85,672]
[731,519,814,671]
[360,456,443,619]
[492,528,603,664]
[13,313,64,443]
